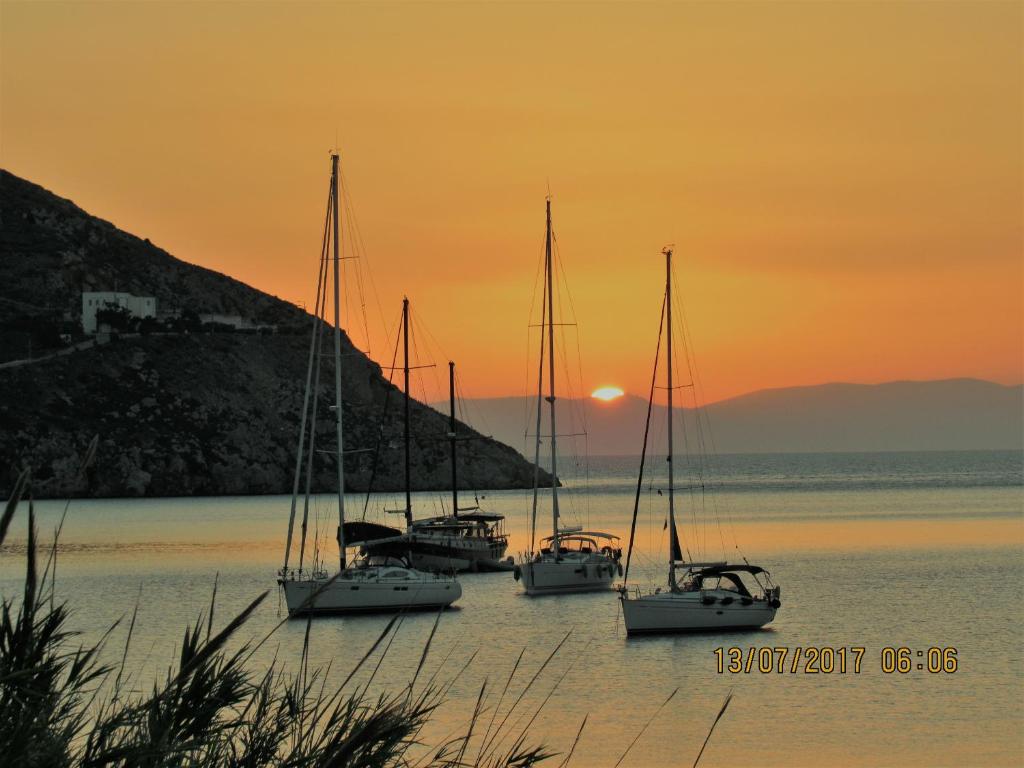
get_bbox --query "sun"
[591,386,625,402]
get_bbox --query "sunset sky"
[2,1,1020,403]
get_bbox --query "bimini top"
[540,531,619,542]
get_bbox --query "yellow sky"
[2,1,1021,402]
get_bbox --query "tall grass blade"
[205,572,219,642]
[338,613,400,692]
[558,714,587,768]
[477,630,571,760]
[409,604,445,694]
[613,687,679,768]
[692,689,734,768]
[0,468,29,546]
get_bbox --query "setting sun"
[591,386,625,402]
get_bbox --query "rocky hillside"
[0,169,304,326]
[0,170,550,497]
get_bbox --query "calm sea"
[2,450,1022,767]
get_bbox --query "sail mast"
[528,237,547,555]
[665,247,679,586]
[545,198,560,547]
[332,153,347,571]
[449,361,458,519]
[403,297,414,529]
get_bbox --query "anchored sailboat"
[516,198,622,595]
[400,358,512,572]
[618,248,781,633]
[277,154,462,616]
[353,301,512,572]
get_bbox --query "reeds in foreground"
[0,465,558,767]
[1,453,735,767]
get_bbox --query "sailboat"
[516,198,622,595]
[402,358,512,572]
[352,300,512,572]
[277,154,462,616]
[618,248,781,633]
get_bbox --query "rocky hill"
[0,169,304,326]
[0,170,550,497]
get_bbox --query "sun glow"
[591,386,625,402]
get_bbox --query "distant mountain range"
[0,169,549,497]
[437,379,1023,456]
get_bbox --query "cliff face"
[0,170,550,497]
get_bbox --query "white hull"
[620,590,777,634]
[518,557,618,595]
[281,567,461,615]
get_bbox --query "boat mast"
[665,247,677,587]
[528,238,547,555]
[545,198,560,551]
[403,297,414,529]
[449,361,458,519]
[332,153,347,571]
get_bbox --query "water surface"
[2,450,1022,767]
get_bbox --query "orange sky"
[2,1,1021,403]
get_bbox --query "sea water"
[2,450,1021,767]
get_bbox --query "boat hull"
[281,573,461,616]
[410,550,513,573]
[406,533,511,573]
[518,558,618,595]
[620,592,777,634]
[361,531,511,573]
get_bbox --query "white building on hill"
[82,292,157,333]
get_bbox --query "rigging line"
[664,253,693,566]
[298,181,333,573]
[409,310,434,418]
[361,306,404,520]
[552,232,591,519]
[299,266,330,573]
[671,263,724,559]
[523,218,550,469]
[284,174,333,572]
[338,161,390,357]
[670,275,710,559]
[673,265,738,559]
[338,179,373,357]
[410,309,445,407]
[667,275,700,560]
[453,366,489,443]
[623,291,667,586]
[452,369,481,497]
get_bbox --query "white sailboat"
[277,153,462,616]
[618,248,781,633]
[516,198,622,595]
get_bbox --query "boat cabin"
[675,564,776,599]
[538,532,622,560]
[412,512,508,541]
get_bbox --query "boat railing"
[278,567,329,582]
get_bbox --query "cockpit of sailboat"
[537,532,622,560]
